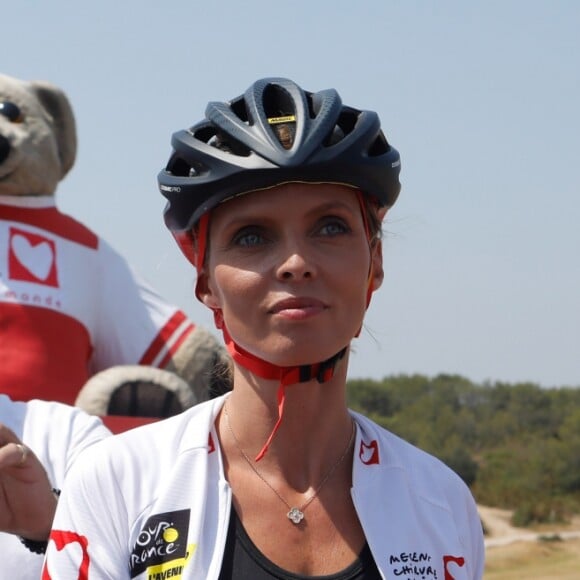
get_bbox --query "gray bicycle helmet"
[158,77,401,236]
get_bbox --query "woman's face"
[198,183,384,367]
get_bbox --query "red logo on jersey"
[208,432,216,453]
[8,227,59,287]
[443,555,465,579]
[359,439,380,465]
[42,530,90,580]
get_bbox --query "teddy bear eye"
[0,101,24,123]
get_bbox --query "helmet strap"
[193,213,211,301]
[220,323,347,461]
[355,190,378,337]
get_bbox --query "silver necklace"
[223,402,356,524]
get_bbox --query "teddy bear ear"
[30,81,77,178]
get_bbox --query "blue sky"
[6,1,579,387]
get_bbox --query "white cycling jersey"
[45,395,485,580]
[0,394,111,579]
[0,195,195,404]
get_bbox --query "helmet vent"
[324,126,345,147]
[367,133,389,157]
[263,84,295,119]
[305,92,317,119]
[192,123,252,158]
[322,109,358,147]
[191,124,218,143]
[230,96,250,124]
[336,108,359,136]
[166,154,197,177]
[213,132,252,157]
[263,84,297,150]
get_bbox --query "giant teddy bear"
[0,72,228,410]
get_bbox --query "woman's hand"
[0,424,58,541]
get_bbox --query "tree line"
[346,374,580,527]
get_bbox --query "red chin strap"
[357,190,376,316]
[218,319,346,461]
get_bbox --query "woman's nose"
[275,243,316,281]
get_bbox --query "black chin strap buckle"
[298,347,347,384]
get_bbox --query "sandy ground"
[479,505,580,579]
[479,505,580,548]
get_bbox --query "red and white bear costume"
[0,73,227,409]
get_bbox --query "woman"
[45,78,484,579]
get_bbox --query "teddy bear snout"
[0,134,10,164]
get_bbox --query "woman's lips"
[269,297,328,319]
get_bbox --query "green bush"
[346,374,580,522]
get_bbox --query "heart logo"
[443,555,466,579]
[359,440,380,465]
[42,531,90,579]
[12,234,53,280]
[8,227,59,287]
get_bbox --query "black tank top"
[218,509,382,580]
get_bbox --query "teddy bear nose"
[0,134,10,164]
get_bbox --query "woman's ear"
[196,270,220,309]
[370,240,385,291]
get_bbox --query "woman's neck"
[219,365,354,487]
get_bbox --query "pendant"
[287,507,305,524]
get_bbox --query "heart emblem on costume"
[11,234,54,281]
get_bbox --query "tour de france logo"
[130,509,194,578]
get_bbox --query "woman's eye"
[0,101,24,123]
[318,218,350,237]
[232,228,266,247]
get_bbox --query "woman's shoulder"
[52,397,228,546]
[351,411,472,494]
